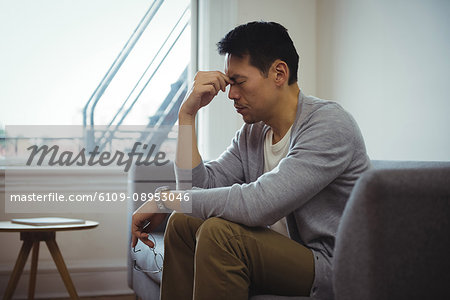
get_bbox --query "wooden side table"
[0,220,99,300]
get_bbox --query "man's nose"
[228,85,239,100]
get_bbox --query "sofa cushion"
[131,232,165,284]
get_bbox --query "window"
[1,0,192,164]
[0,0,191,127]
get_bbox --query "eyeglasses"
[132,233,163,274]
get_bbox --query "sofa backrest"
[371,159,449,170]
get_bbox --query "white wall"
[317,0,450,160]
[201,0,450,161]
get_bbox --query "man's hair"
[217,21,299,85]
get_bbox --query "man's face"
[225,54,277,124]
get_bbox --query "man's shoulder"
[301,93,343,113]
[294,93,362,143]
[299,93,353,123]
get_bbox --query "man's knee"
[166,212,189,232]
[196,217,240,243]
[165,212,203,244]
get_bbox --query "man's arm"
[184,105,365,227]
[176,71,231,170]
[131,72,231,248]
[131,71,234,248]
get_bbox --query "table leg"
[3,239,33,300]
[28,241,40,300]
[45,239,79,300]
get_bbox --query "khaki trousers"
[161,213,314,300]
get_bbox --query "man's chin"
[242,116,257,124]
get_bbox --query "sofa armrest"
[333,163,450,299]
[127,162,176,289]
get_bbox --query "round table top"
[0,220,99,232]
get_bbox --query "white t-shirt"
[264,126,292,237]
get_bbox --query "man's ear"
[272,60,289,86]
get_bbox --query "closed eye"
[229,76,246,86]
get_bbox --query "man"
[132,21,370,300]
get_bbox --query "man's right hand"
[176,71,229,170]
[179,71,231,118]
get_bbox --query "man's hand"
[176,71,230,170]
[131,205,167,249]
[180,71,231,118]
[131,191,184,248]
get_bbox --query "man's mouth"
[234,104,247,113]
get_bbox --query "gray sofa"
[127,160,450,299]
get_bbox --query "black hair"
[217,21,299,85]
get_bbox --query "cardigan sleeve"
[175,126,248,190]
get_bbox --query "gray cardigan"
[178,91,371,299]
